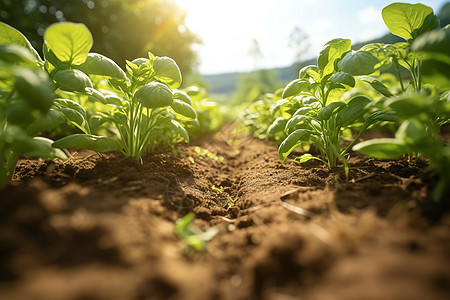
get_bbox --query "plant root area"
[1,125,449,300]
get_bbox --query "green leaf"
[0,21,42,62]
[293,153,322,164]
[85,87,106,104]
[44,22,93,65]
[153,56,182,89]
[395,120,428,147]
[317,101,346,121]
[278,129,310,163]
[267,117,287,138]
[282,79,309,98]
[359,76,393,97]
[28,109,65,133]
[76,53,127,80]
[0,44,37,67]
[135,82,174,109]
[173,90,192,105]
[54,98,86,126]
[53,69,93,92]
[285,115,312,130]
[53,134,122,152]
[338,50,379,75]
[382,3,439,42]
[317,38,351,77]
[412,26,450,64]
[353,138,409,159]
[366,111,397,125]
[330,72,355,87]
[14,67,54,113]
[165,119,189,143]
[171,99,197,119]
[336,96,371,127]
[299,65,321,82]
[385,95,428,118]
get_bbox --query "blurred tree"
[230,69,281,105]
[0,0,200,76]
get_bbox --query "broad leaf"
[0,44,37,67]
[317,101,346,121]
[267,117,287,138]
[412,26,450,64]
[53,134,122,152]
[299,65,321,82]
[135,82,174,109]
[173,90,192,105]
[336,96,371,127]
[282,79,309,98]
[54,98,86,126]
[353,138,409,159]
[0,21,42,62]
[382,3,439,42]
[76,53,127,80]
[317,38,351,77]
[14,67,54,113]
[165,119,189,142]
[153,56,182,89]
[171,99,197,119]
[385,95,428,118]
[53,69,93,92]
[28,109,65,133]
[330,72,355,87]
[278,129,310,163]
[44,22,93,65]
[338,50,379,75]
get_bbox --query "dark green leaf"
[14,67,54,113]
[173,90,192,105]
[330,72,355,87]
[28,109,65,133]
[317,101,346,121]
[336,96,371,127]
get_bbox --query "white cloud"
[358,6,381,25]
[310,19,331,33]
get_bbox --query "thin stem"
[393,58,406,93]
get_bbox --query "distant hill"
[203,2,450,95]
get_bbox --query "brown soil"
[1,124,449,300]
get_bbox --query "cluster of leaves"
[0,20,200,185]
[241,2,449,200]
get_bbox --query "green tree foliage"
[0,0,200,76]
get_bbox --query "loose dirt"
[1,124,449,300]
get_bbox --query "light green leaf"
[338,50,379,75]
[44,22,93,65]
[353,138,409,159]
[282,79,309,98]
[382,3,439,42]
[317,38,351,77]
[0,21,42,62]
[135,82,174,109]
[278,129,310,163]
[53,134,122,152]
[299,65,321,82]
[267,117,287,139]
[76,53,127,80]
[0,44,37,67]
[153,56,182,89]
[171,99,197,119]
[165,119,189,143]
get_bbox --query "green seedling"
[175,213,220,252]
[194,146,224,163]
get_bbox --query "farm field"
[1,1,450,299]
[1,124,449,300]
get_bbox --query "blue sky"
[175,0,448,74]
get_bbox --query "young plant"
[175,213,220,252]
[277,38,395,172]
[31,22,197,160]
[0,22,67,186]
